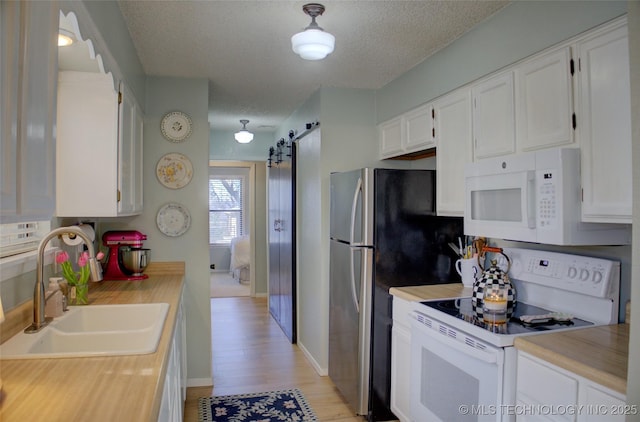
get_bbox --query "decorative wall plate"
[156,202,191,237]
[156,153,193,189]
[160,111,192,142]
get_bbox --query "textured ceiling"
[117,1,509,132]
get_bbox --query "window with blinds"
[209,176,246,245]
[0,221,50,258]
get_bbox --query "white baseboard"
[187,377,213,388]
[253,292,267,298]
[297,341,328,376]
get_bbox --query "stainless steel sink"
[0,303,169,359]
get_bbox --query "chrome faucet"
[25,226,103,333]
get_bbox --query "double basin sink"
[0,303,169,359]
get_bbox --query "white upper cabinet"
[515,47,574,152]
[56,71,144,217]
[379,116,404,158]
[379,104,435,159]
[0,1,57,224]
[403,104,435,154]
[117,82,144,215]
[472,71,516,160]
[434,88,473,216]
[576,19,631,224]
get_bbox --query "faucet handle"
[88,257,103,282]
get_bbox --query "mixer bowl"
[121,248,150,275]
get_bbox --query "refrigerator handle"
[349,247,360,313]
[350,176,363,246]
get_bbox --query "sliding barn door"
[267,141,296,343]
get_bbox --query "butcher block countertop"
[390,282,472,302]
[0,262,185,422]
[389,282,629,396]
[514,323,629,395]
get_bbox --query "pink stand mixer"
[102,231,150,281]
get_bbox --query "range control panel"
[494,248,619,299]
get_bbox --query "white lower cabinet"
[516,351,627,422]
[391,296,413,422]
[159,294,187,422]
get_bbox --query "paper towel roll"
[61,224,95,246]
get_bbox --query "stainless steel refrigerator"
[329,168,463,421]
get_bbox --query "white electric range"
[409,248,620,422]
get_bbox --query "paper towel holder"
[61,222,96,248]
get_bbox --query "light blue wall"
[102,76,212,385]
[377,0,628,123]
[210,130,275,161]
[277,87,390,371]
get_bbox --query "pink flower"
[78,251,89,267]
[96,251,105,261]
[56,251,70,264]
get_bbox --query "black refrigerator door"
[368,169,463,421]
[373,169,463,289]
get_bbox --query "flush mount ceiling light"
[58,29,74,47]
[291,3,335,61]
[234,119,254,144]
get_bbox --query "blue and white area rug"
[198,388,319,421]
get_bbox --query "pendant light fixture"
[234,119,254,143]
[291,3,335,61]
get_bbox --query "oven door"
[410,311,506,422]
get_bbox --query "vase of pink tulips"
[56,250,104,305]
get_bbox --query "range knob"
[580,269,590,281]
[592,271,603,284]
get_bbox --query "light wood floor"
[210,271,250,298]
[183,296,364,421]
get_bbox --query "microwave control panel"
[536,169,558,230]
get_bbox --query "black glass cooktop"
[420,298,593,335]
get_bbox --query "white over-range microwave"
[464,147,631,245]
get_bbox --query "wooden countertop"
[514,323,629,395]
[0,262,185,422]
[390,283,472,301]
[390,283,629,395]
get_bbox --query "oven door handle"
[411,315,498,364]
